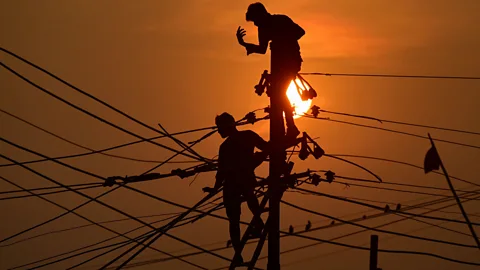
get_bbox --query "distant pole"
[369,235,379,270]
[427,134,480,249]
[267,73,285,269]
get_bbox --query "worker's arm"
[202,170,224,193]
[236,26,269,55]
[203,149,225,193]
[249,131,270,168]
[213,170,224,190]
[250,131,269,152]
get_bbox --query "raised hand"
[236,26,246,46]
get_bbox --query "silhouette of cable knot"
[171,168,195,179]
[103,176,125,187]
[311,105,320,118]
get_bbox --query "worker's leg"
[244,189,265,233]
[223,190,243,263]
[279,71,300,139]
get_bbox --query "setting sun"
[286,79,313,118]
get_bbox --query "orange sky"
[1,1,480,269]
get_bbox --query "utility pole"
[267,69,286,270]
[369,234,381,270]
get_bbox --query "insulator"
[311,174,321,186]
[301,90,310,101]
[311,105,320,117]
[312,144,325,159]
[325,170,335,183]
[254,84,265,96]
[298,141,310,160]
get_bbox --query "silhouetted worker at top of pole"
[236,2,305,141]
[203,112,268,266]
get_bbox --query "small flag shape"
[424,144,441,174]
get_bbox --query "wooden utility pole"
[369,235,379,270]
[267,70,286,270]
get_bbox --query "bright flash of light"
[286,79,312,119]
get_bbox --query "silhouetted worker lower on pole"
[236,2,305,140]
[203,112,268,265]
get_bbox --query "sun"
[286,79,312,119]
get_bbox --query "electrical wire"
[324,154,382,182]
[0,183,103,201]
[0,125,220,269]
[315,108,480,135]
[0,182,102,195]
[0,48,210,163]
[281,218,476,268]
[86,123,223,268]
[316,171,480,195]
[68,132,223,268]
[0,175,203,270]
[0,61,205,162]
[141,129,216,175]
[295,190,480,221]
[84,179,479,269]
[1,136,183,248]
[97,189,223,269]
[253,193,480,269]
[0,211,181,248]
[9,206,218,270]
[0,108,193,165]
[1,154,233,269]
[2,50,476,266]
[281,200,477,249]
[299,71,480,80]
[0,128,209,168]
[329,154,480,188]
[123,192,480,270]
[290,232,480,266]
[0,110,266,168]
[304,115,480,150]
[294,187,480,226]
[332,179,480,200]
